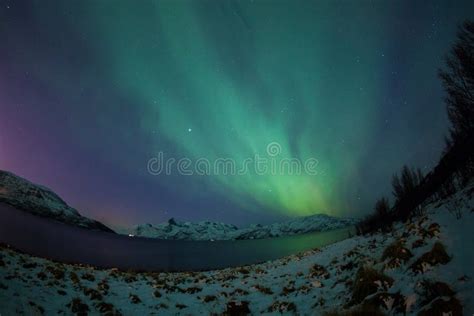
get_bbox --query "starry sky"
[1,0,473,228]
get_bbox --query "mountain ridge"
[131,213,357,240]
[0,170,114,233]
[0,169,356,240]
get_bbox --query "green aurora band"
[4,0,464,222]
[84,1,385,217]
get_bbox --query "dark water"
[0,203,353,271]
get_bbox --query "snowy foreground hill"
[132,215,357,241]
[1,184,473,315]
[0,170,113,233]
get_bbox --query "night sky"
[1,0,473,228]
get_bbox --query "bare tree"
[392,165,424,204]
[439,20,474,143]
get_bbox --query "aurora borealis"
[1,0,473,227]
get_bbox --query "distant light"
[128,234,134,237]
[188,128,192,132]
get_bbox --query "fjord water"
[0,203,353,271]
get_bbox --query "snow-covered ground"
[1,185,472,315]
[0,170,113,232]
[131,214,357,241]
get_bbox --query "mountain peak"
[0,170,114,233]
[131,214,357,241]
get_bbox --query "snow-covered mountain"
[132,214,357,240]
[232,214,357,240]
[133,218,239,240]
[0,170,114,233]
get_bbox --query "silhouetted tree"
[375,197,390,218]
[439,20,474,184]
[375,197,391,231]
[391,165,424,205]
[439,20,474,141]
[356,197,392,235]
